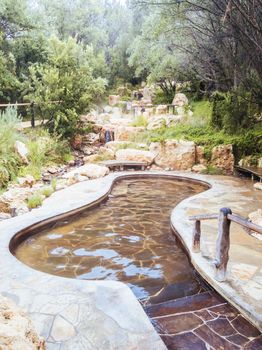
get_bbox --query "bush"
[147,123,262,162]
[0,107,22,188]
[211,90,260,133]
[41,186,54,197]
[131,115,148,127]
[19,129,72,179]
[27,192,43,209]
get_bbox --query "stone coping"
[0,171,261,349]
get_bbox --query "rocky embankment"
[0,297,45,350]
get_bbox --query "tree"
[24,36,107,137]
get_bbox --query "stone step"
[145,291,225,318]
[144,291,262,350]
[142,280,204,306]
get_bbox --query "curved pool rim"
[2,171,261,334]
[9,173,211,254]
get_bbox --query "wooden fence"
[189,208,262,282]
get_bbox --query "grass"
[27,192,44,209]
[19,129,73,180]
[113,142,149,151]
[41,186,54,197]
[140,123,262,162]
[0,107,23,188]
[131,115,148,128]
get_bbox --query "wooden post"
[214,207,232,282]
[30,102,35,128]
[192,220,201,253]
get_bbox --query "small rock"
[0,212,11,220]
[254,182,262,191]
[47,167,58,174]
[14,141,29,164]
[17,175,35,188]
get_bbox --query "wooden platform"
[99,160,147,171]
[235,165,262,181]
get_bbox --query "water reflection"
[15,178,206,300]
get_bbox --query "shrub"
[200,165,224,175]
[51,178,57,191]
[131,115,148,127]
[19,129,73,179]
[0,107,22,188]
[41,186,54,197]
[27,192,43,209]
[211,90,260,133]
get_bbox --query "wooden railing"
[189,208,262,282]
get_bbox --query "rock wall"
[211,144,234,174]
[149,140,196,170]
[0,297,45,350]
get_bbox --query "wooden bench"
[235,165,262,181]
[99,160,147,171]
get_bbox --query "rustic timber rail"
[235,165,262,181]
[189,208,262,282]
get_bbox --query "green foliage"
[211,90,260,133]
[51,178,57,191]
[24,36,107,138]
[27,192,43,209]
[131,115,148,127]
[19,129,72,180]
[200,165,224,175]
[113,142,149,151]
[0,107,21,188]
[147,123,262,162]
[41,186,54,197]
[191,100,212,121]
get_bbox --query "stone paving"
[0,171,261,349]
[171,174,262,330]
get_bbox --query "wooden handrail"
[188,208,262,282]
[228,213,262,234]
[188,213,218,221]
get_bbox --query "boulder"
[14,141,29,164]
[70,134,83,150]
[0,187,32,214]
[109,95,120,106]
[115,149,155,164]
[156,105,167,115]
[114,126,145,141]
[64,164,109,180]
[0,297,45,350]
[83,148,115,164]
[196,146,207,165]
[258,158,262,168]
[248,209,262,227]
[147,117,166,130]
[211,144,234,174]
[172,93,188,107]
[150,140,196,170]
[254,182,262,191]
